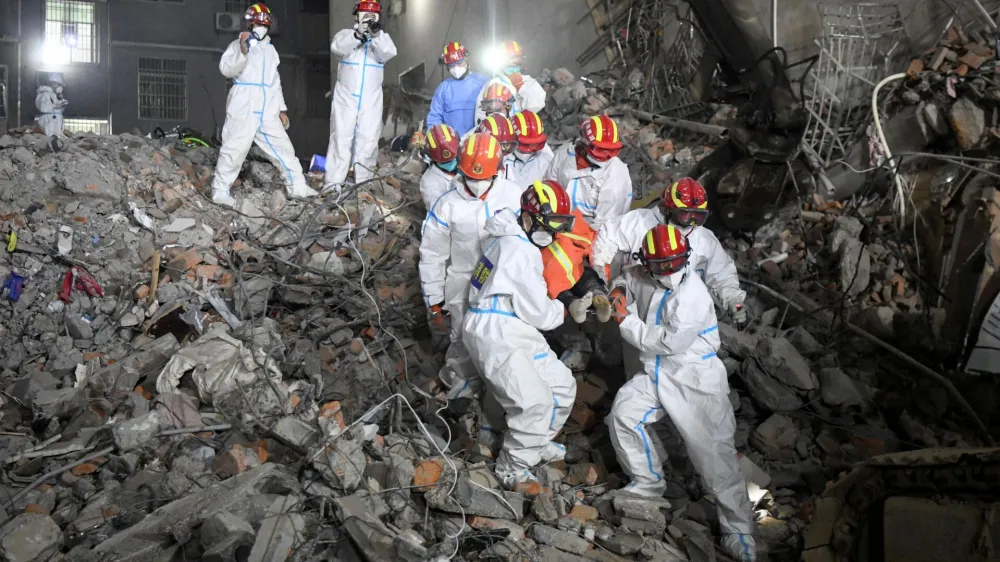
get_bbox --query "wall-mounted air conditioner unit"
[215,13,280,34]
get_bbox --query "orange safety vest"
[542,209,596,299]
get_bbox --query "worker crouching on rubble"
[418,124,461,211]
[605,224,756,562]
[463,181,578,489]
[507,110,555,187]
[546,115,633,231]
[211,3,317,206]
[592,177,748,327]
[419,132,523,403]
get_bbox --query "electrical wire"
[871,72,908,221]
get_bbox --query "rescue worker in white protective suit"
[419,132,523,402]
[545,115,632,231]
[418,123,461,211]
[507,110,554,187]
[475,113,517,181]
[211,3,317,206]
[591,177,747,327]
[605,223,756,562]
[476,40,546,116]
[35,74,67,143]
[463,181,578,488]
[324,0,397,193]
[473,82,519,133]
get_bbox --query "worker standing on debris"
[592,178,747,327]
[508,110,555,187]
[324,0,397,193]
[473,82,518,130]
[211,3,317,206]
[427,42,489,137]
[419,124,461,211]
[419,132,523,401]
[478,40,547,115]
[35,74,67,146]
[475,113,517,180]
[605,224,756,562]
[463,181,578,488]
[545,115,632,231]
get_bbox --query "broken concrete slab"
[819,368,865,407]
[738,358,804,412]
[248,496,308,562]
[0,513,63,562]
[528,524,591,555]
[949,96,985,150]
[425,475,525,520]
[757,337,817,390]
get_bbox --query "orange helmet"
[354,0,381,14]
[244,3,273,26]
[480,82,515,115]
[639,224,691,277]
[580,115,623,162]
[662,177,710,227]
[512,110,546,152]
[442,42,468,66]
[477,113,516,154]
[521,180,575,245]
[426,124,459,164]
[501,40,525,66]
[458,133,502,180]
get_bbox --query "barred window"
[138,57,187,121]
[44,0,98,65]
[225,0,250,12]
[64,118,110,135]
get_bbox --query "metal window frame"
[43,0,100,65]
[137,56,188,121]
[63,117,110,135]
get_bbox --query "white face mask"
[449,65,468,80]
[463,177,493,197]
[252,26,268,40]
[514,150,533,161]
[655,270,685,291]
[586,153,610,168]
[530,230,554,247]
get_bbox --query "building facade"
[0,0,332,156]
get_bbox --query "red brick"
[167,248,203,272]
[568,504,599,523]
[412,459,444,490]
[567,463,600,486]
[212,444,253,478]
[319,401,345,429]
[135,285,150,300]
[71,463,100,476]
[23,504,50,515]
[514,482,550,498]
[570,403,597,429]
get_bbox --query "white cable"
[871,72,907,222]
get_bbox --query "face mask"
[464,177,493,197]
[438,159,458,173]
[655,270,685,291]
[54,86,63,95]
[504,65,522,75]
[252,26,268,40]
[586,153,610,168]
[449,65,468,80]
[514,150,533,161]
[530,230,554,247]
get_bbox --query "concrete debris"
[0,513,63,562]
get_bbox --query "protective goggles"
[481,100,511,114]
[669,208,710,227]
[530,212,575,234]
[497,139,516,153]
[517,140,545,153]
[643,255,688,277]
[585,144,621,162]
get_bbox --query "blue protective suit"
[427,72,489,137]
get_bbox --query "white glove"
[729,301,747,328]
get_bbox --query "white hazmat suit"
[545,145,632,230]
[419,164,457,212]
[419,177,523,399]
[463,209,576,486]
[325,27,397,189]
[212,35,315,203]
[507,144,554,188]
[606,265,755,560]
[592,207,747,309]
[35,85,65,138]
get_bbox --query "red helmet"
[501,40,525,66]
[480,82,515,115]
[426,124,459,164]
[354,0,381,14]
[639,224,691,277]
[244,3,273,26]
[477,113,516,154]
[580,115,623,162]
[662,177,710,227]
[442,42,468,66]
[458,133,502,180]
[512,111,547,152]
[521,180,575,236]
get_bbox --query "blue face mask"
[438,159,458,173]
[504,65,521,75]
